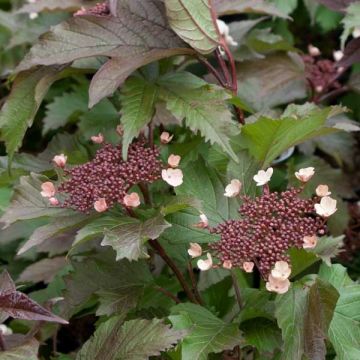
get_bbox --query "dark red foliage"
[210,188,326,277]
[58,141,162,213]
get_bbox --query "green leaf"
[0,66,64,161]
[164,0,219,54]
[341,3,360,48]
[269,0,298,15]
[161,195,202,216]
[158,72,239,161]
[120,77,158,159]
[170,303,242,360]
[275,277,339,360]
[319,264,360,359]
[77,317,186,360]
[309,235,344,266]
[101,214,171,261]
[349,72,360,93]
[241,107,338,167]
[236,53,306,111]
[0,173,70,228]
[17,0,83,13]
[0,338,39,360]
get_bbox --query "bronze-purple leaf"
[0,270,16,295]
[338,38,360,68]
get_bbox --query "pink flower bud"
[91,133,104,144]
[243,261,254,273]
[223,260,232,269]
[168,154,181,168]
[188,243,202,258]
[295,167,315,182]
[160,132,173,144]
[303,235,318,249]
[123,192,141,208]
[53,154,67,168]
[49,197,59,206]
[316,184,331,197]
[94,198,108,213]
[41,182,56,198]
[162,168,183,187]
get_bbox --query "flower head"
[315,196,337,217]
[295,167,315,182]
[91,133,104,144]
[253,168,273,186]
[41,182,56,198]
[316,184,331,197]
[224,179,242,198]
[243,261,254,273]
[168,154,181,168]
[94,198,108,213]
[266,275,291,294]
[160,132,173,144]
[53,154,67,168]
[188,243,202,258]
[271,261,291,280]
[223,260,232,269]
[197,253,213,271]
[162,168,183,187]
[194,213,209,229]
[123,192,141,208]
[303,235,318,249]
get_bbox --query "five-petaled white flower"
[315,196,337,217]
[197,253,213,271]
[271,261,291,281]
[188,243,202,258]
[94,198,108,213]
[91,133,104,144]
[162,168,183,187]
[41,182,56,198]
[216,19,238,47]
[123,192,141,208]
[168,154,181,168]
[253,168,273,186]
[224,179,242,198]
[303,235,318,249]
[316,184,331,197]
[295,167,315,182]
[160,132,173,144]
[53,154,67,168]
[243,261,254,273]
[266,275,291,294]
[223,260,232,269]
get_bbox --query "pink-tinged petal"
[253,168,273,186]
[315,184,331,197]
[168,154,181,168]
[116,125,124,136]
[162,168,183,187]
[197,253,213,271]
[41,182,56,198]
[52,154,67,168]
[91,133,104,144]
[224,179,242,198]
[243,261,254,273]
[160,132,173,144]
[194,213,209,229]
[308,44,321,57]
[94,198,108,213]
[188,243,202,258]
[223,260,232,269]
[315,196,337,217]
[123,192,141,208]
[271,261,291,280]
[303,235,318,249]
[295,167,315,182]
[49,197,59,206]
[266,275,291,294]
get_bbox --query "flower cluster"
[57,141,162,213]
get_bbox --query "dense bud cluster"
[302,55,341,93]
[209,188,326,277]
[58,141,162,213]
[74,2,110,17]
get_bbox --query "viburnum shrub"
[0,0,359,359]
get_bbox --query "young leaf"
[164,0,219,54]
[101,215,171,261]
[319,264,360,359]
[275,277,339,360]
[158,72,239,161]
[338,37,360,68]
[241,107,339,167]
[341,3,360,48]
[77,317,186,360]
[0,66,64,161]
[0,338,39,360]
[120,77,158,158]
[309,235,344,266]
[0,173,71,228]
[170,303,242,360]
